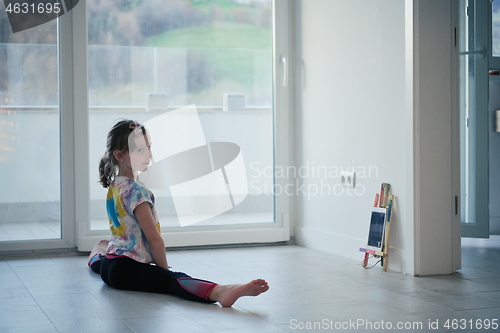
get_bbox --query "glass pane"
[0,11,61,240]
[459,0,490,237]
[89,0,274,230]
[460,0,476,224]
[492,0,500,57]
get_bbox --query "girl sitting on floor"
[88,119,268,307]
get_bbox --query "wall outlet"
[340,171,355,188]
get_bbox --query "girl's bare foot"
[209,279,269,307]
[88,239,109,263]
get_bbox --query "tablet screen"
[367,211,386,249]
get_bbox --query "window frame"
[75,0,295,251]
[0,5,78,252]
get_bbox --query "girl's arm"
[134,202,169,269]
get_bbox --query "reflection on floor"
[0,237,499,332]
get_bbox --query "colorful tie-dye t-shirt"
[106,176,161,263]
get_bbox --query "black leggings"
[93,256,217,303]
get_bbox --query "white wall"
[295,0,413,273]
[295,0,460,276]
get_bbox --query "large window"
[0,9,61,241]
[87,0,275,232]
[0,0,291,252]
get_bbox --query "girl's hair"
[98,119,147,188]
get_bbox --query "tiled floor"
[1,237,500,333]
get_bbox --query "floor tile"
[33,292,115,323]
[190,306,281,332]
[7,258,57,268]
[0,296,39,313]
[0,308,57,333]
[92,288,183,319]
[51,316,135,333]
[236,299,336,326]
[123,314,212,333]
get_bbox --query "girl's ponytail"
[98,150,117,188]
